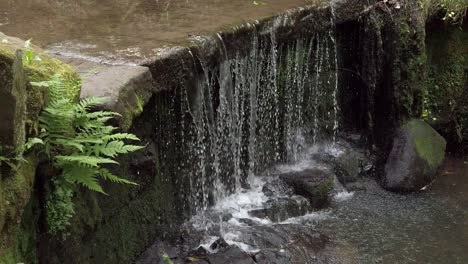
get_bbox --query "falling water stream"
[142,8,468,264]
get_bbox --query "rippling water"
[185,147,467,263]
[0,0,327,63]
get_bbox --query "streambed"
[138,144,468,264]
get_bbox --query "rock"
[312,141,373,186]
[0,50,26,154]
[136,241,181,264]
[61,56,155,131]
[248,197,311,222]
[382,119,446,192]
[238,218,257,226]
[254,249,291,264]
[204,246,256,264]
[210,237,229,252]
[261,178,294,197]
[279,169,334,208]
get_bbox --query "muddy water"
[0,0,326,64]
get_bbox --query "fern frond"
[75,97,107,111]
[102,133,141,141]
[98,168,138,185]
[56,155,118,167]
[62,165,105,194]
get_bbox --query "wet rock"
[262,178,294,197]
[248,197,311,222]
[345,182,367,192]
[204,246,256,264]
[185,257,209,263]
[279,169,334,208]
[136,241,181,264]
[210,237,229,251]
[382,119,446,192]
[312,142,373,186]
[254,249,291,264]
[188,246,209,257]
[238,218,257,226]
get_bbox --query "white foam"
[334,191,354,202]
[280,211,331,224]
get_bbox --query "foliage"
[22,39,41,66]
[30,74,144,235]
[162,254,174,264]
[46,179,75,236]
[0,138,43,170]
[439,0,467,24]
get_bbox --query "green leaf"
[102,133,140,141]
[56,155,118,167]
[63,166,106,194]
[98,168,138,185]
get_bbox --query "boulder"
[279,169,334,208]
[382,119,446,192]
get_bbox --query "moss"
[404,120,446,171]
[0,155,38,263]
[0,33,81,137]
[0,33,79,263]
[425,21,468,154]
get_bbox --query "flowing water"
[1,0,466,262]
[155,147,467,264]
[0,0,327,64]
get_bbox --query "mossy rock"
[383,119,446,192]
[0,32,80,263]
[0,32,80,137]
[279,168,335,208]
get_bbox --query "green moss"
[425,23,468,153]
[0,34,81,137]
[404,120,446,170]
[0,155,38,263]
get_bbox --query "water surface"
[0,0,326,63]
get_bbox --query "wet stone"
[248,197,311,222]
[279,169,335,208]
[262,178,294,197]
[210,237,229,252]
[238,218,257,226]
[312,142,372,186]
[254,249,292,264]
[204,246,256,264]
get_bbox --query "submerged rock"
[279,169,334,208]
[382,119,446,192]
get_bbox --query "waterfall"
[153,19,340,214]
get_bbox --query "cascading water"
[151,14,340,219]
[185,26,340,212]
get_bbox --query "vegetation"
[438,0,467,24]
[29,74,144,235]
[421,0,468,24]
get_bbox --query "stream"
[138,141,468,264]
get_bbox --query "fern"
[31,74,144,235]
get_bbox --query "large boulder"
[382,119,446,192]
[279,169,335,208]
